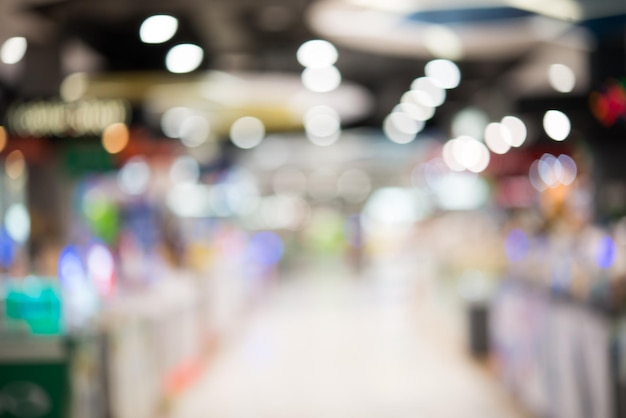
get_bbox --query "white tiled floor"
[171,260,527,418]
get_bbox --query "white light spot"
[383,112,423,144]
[297,40,338,68]
[548,64,576,93]
[501,116,527,147]
[543,110,571,141]
[179,114,210,147]
[442,139,465,172]
[410,77,446,107]
[304,106,341,146]
[301,66,341,93]
[118,157,151,195]
[166,44,203,74]
[1,37,27,65]
[484,123,512,155]
[425,59,461,89]
[5,204,30,243]
[396,102,434,122]
[140,15,178,44]
[451,136,490,173]
[161,107,193,138]
[230,116,265,149]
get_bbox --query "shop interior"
[0,0,626,417]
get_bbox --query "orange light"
[102,123,130,154]
[0,126,7,153]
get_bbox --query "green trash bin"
[0,338,69,418]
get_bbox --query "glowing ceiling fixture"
[140,15,179,44]
[424,59,461,89]
[166,44,204,74]
[543,110,571,141]
[1,37,27,64]
[297,40,338,68]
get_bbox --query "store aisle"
[171,261,527,418]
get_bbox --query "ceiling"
[0,0,623,140]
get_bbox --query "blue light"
[505,229,529,262]
[595,235,616,269]
[58,246,87,290]
[247,232,284,267]
[0,228,15,269]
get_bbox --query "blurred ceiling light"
[424,59,461,89]
[383,111,423,144]
[396,102,434,122]
[338,169,371,203]
[60,73,88,102]
[399,94,435,120]
[424,25,463,60]
[118,157,151,195]
[451,136,490,173]
[230,116,265,149]
[452,107,489,140]
[548,63,576,93]
[410,77,446,107]
[301,66,341,93]
[297,40,338,68]
[166,44,204,74]
[442,139,465,172]
[5,203,30,243]
[1,37,27,65]
[5,150,25,180]
[0,126,6,153]
[543,110,571,141]
[101,123,130,154]
[484,123,512,155]
[179,114,210,147]
[501,116,527,147]
[140,15,179,44]
[273,166,307,196]
[170,155,200,184]
[305,106,341,146]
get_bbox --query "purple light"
[595,235,616,269]
[505,229,529,262]
[247,231,284,266]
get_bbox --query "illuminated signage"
[7,99,129,137]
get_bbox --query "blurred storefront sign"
[6,99,129,138]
